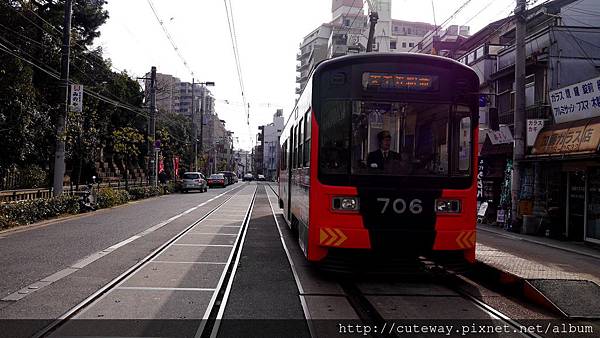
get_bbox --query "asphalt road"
[0,184,242,313]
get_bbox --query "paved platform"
[476,224,600,318]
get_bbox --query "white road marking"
[1,189,237,303]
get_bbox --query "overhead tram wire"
[408,0,473,53]
[223,0,247,124]
[146,0,195,78]
[223,0,252,148]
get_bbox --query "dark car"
[207,174,226,188]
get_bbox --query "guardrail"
[0,180,151,204]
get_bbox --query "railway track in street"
[33,184,257,338]
[264,182,543,338]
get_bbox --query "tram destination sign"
[362,72,438,92]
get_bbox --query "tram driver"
[366,130,412,173]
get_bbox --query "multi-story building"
[262,109,285,180]
[455,0,600,244]
[296,0,437,94]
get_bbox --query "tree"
[111,127,143,187]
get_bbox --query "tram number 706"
[377,198,423,214]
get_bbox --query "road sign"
[70,84,83,113]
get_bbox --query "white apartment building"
[296,0,437,94]
[262,109,284,180]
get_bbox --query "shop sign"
[527,119,545,146]
[487,125,513,145]
[550,75,600,123]
[532,122,600,155]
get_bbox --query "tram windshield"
[319,101,472,177]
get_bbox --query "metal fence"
[0,178,151,204]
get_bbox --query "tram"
[278,53,479,264]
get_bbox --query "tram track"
[33,183,257,338]
[264,182,542,338]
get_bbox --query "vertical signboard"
[527,119,545,146]
[70,84,83,113]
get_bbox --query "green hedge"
[96,188,129,209]
[0,186,171,231]
[0,195,80,230]
[127,186,163,200]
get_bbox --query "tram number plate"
[377,198,423,215]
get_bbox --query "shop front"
[478,127,514,224]
[528,117,600,244]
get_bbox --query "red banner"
[159,157,165,174]
[173,157,180,178]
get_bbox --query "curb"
[469,260,566,317]
[477,225,600,260]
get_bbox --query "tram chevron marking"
[319,228,348,247]
[333,229,348,246]
[456,231,476,249]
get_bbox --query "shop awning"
[530,117,600,157]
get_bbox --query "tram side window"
[320,101,350,174]
[304,111,311,167]
[281,141,287,170]
[298,118,304,168]
[292,126,297,169]
[453,106,472,175]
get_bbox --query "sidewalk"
[475,223,600,318]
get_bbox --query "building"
[296,0,437,94]
[234,149,252,178]
[147,72,229,175]
[456,0,600,245]
[262,109,285,180]
[253,126,264,177]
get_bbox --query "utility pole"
[52,0,72,196]
[190,78,196,171]
[512,0,527,227]
[149,66,157,187]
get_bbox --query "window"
[304,111,311,167]
[344,18,351,27]
[292,126,297,169]
[476,46,485,60]
[407,28,412,34]
[390,41,397,49]
[408,42,414,48]
[402,42,407,48]
[320,101,472,177]
[298,119,303,167]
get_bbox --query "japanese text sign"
[550,76,600,123]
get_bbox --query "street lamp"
[191,80,215,171]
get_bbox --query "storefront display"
[587,168,600,243]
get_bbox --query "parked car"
[243,173,254,181]
[182,172,207,193]
[218,171,236,185]
[257,174,266,181]
[207,174,226,188]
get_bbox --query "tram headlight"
[435,199,461,213]
[332,197,359,211]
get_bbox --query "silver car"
[182,172,208,193]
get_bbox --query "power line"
[0,23,191,146]
[7,1,126,74]
[408,0,474,52]
[223,0,251,148]
[146,0,195,78]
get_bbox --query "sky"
[96,0,520,151]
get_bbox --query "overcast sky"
[97,0,519,151]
